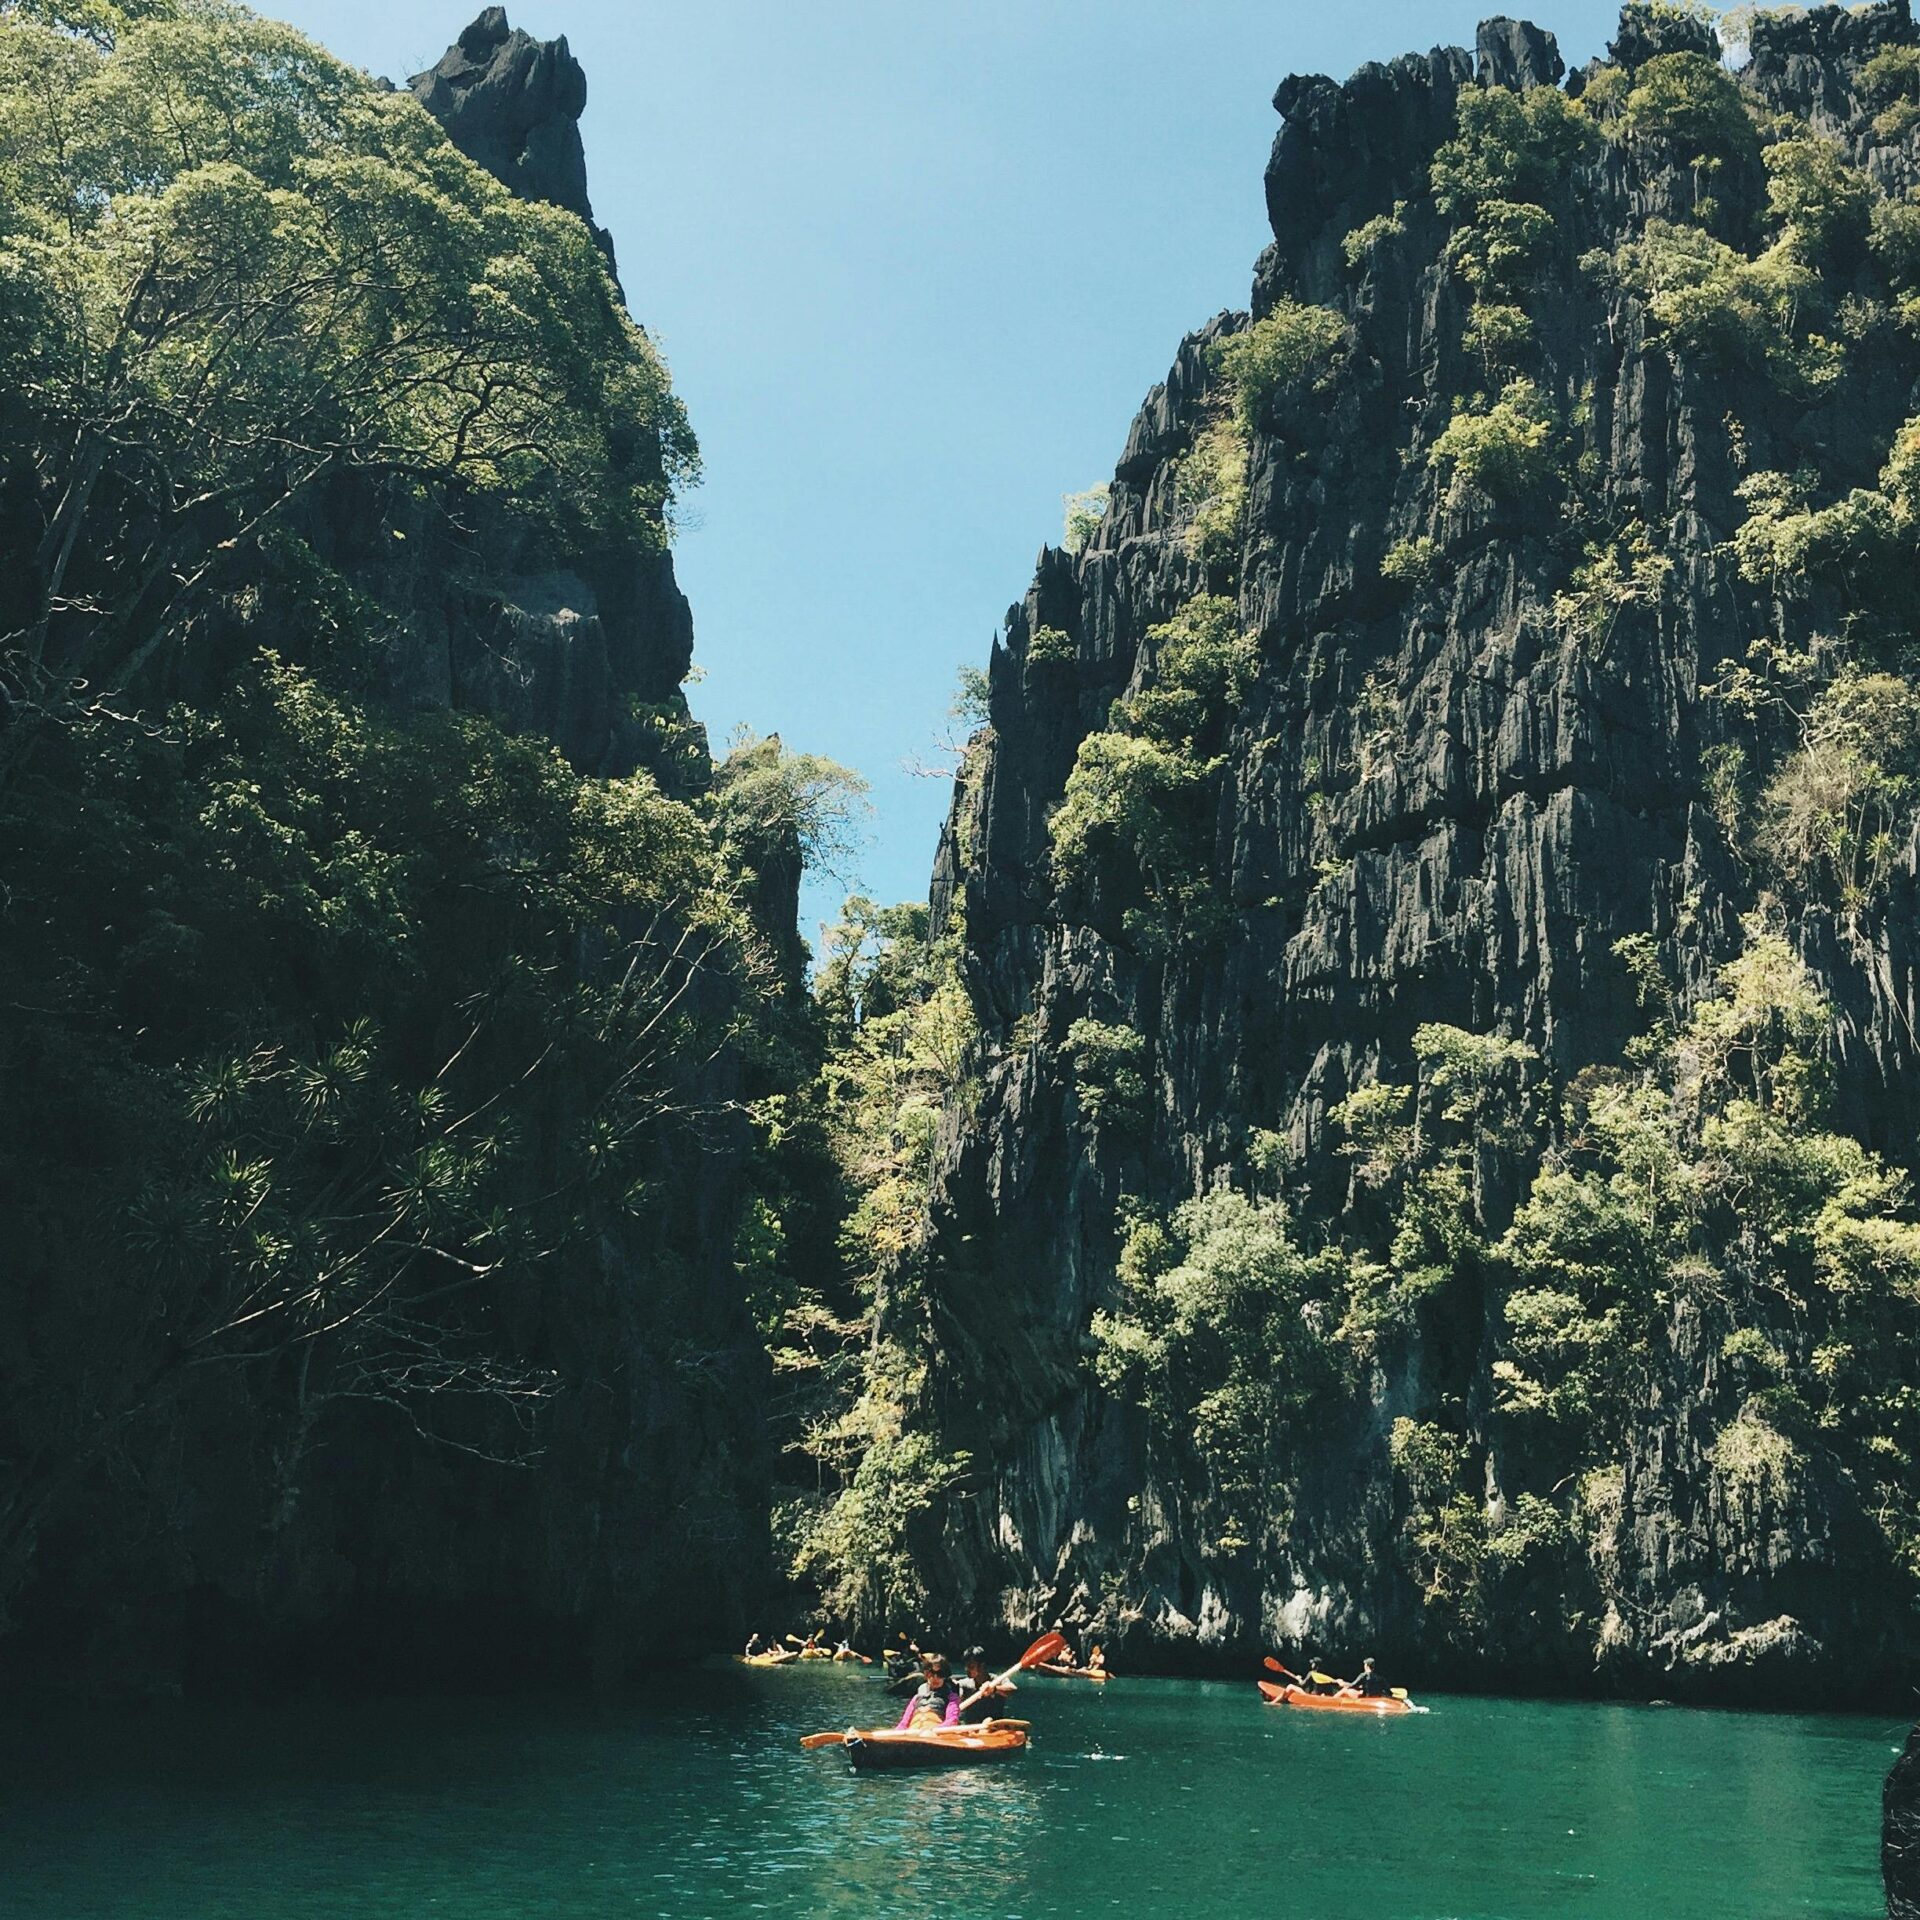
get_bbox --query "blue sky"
[270,0,1627,939]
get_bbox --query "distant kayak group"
[738,1631,871,1666]
[756,1628,1422,1770]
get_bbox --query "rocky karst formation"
[410,6,618,274]
[889,2,1920,1705]
[400,9,692,784]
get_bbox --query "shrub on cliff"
[1342,200,1407,270]
[1049,595,1254,938]
[1430,83,1597,218]
[1864,44,1920,140]
[1617,51,1757,172]
[1763,137,1874,261]
[1063,484,1110,553]
[1756,669,1920,910]
[1428,379,1558,502]
[1444,198,1557,297]
[1733,469,1899,590]
[1050,730,1215,908]
[1870,194,1920,293]
[1213,299,1347,432]
[1380,534,1443,591]
[1597,221,1840,392]
[1174,417,1250,571]
[1065,1019,1150,1133]
[1091,1190,1351,1545]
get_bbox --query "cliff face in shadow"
[0,8,786,1695]
[885,2,1920,1704]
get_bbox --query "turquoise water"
[0,1664,1901,1918]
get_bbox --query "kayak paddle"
[954,1631,1067,1719]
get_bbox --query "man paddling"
[956,1647,1015,1724]
[1338,1656,1389,1699]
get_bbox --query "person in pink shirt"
[894,1652,961,1728]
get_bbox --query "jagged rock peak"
[1475,16,1563,91]
[410,10,617,274]
[1747,0,1916,78]
[1607,0,1719,68]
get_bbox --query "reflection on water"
[0,1664,1899,1920]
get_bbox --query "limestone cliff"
[401,8,695,785]
[891,2,1920,1702]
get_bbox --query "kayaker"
[895,1653,961,1729]
[883,1643,924,1696]
[744,1631,764,1658]
[956,1647,1014,1724]
[1339,1657,1388,1699]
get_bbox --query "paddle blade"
[1016,1631,1069,1672]
[785,1634,807,1646]
[1391,1688,1410,1700]
[1308,1671,1339,1686]
[1262,1655,1291,1676]
[798,1731,851,1750]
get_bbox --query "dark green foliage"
[1380,534,1442,591]
[1050,595,1253,940]
[1763,137,1874,261]
[1428,379,1559,501]
[1092,1190,1352,1548]
[1594,221,1841,393]
[0,5,695,712]
[1864,44,1920,141]
[0,654,760,1607]
[1445,199,1556,297]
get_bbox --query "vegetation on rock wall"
[0,0,850,1681]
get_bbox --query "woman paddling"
[895,1653,961,1729]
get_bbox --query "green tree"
[0,6,695,714]
[1092,1190,1352,1548]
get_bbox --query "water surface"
[0,1663,1900,1918]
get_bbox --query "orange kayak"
[1258,1679,1420,1715]
[835,1725,1030,1771]
[1038,1663,1110,1682]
